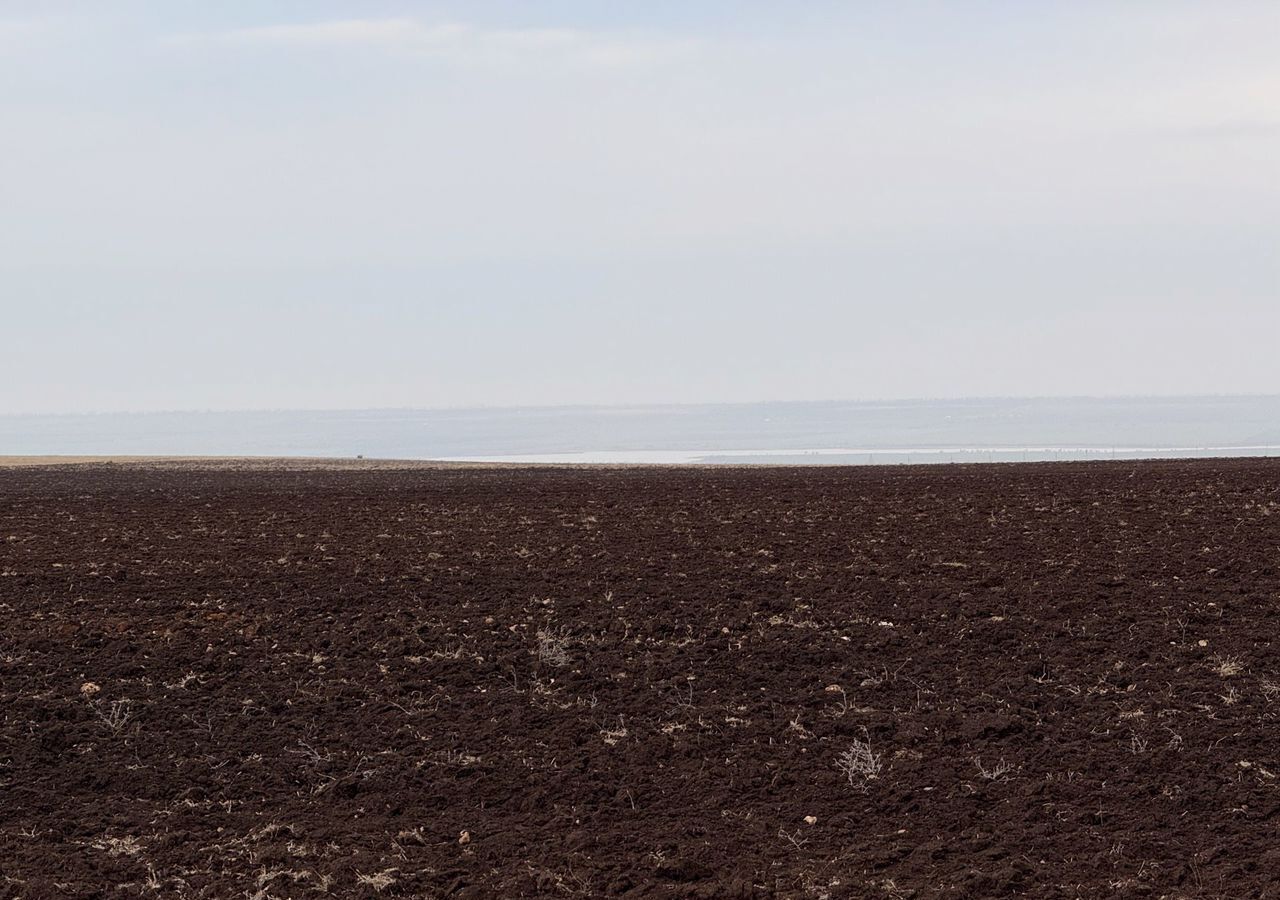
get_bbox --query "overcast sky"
[2,1,1277,414]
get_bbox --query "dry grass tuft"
[534,627,572,667]
[91,835,143,857]
[356,869,399,892]
[1212,655,1244,678]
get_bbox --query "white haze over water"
[2,396,1279,465]
[444,446,1280,465]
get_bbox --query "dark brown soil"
[3,459,1280,898]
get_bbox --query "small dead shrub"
[92,699,135,734]
[975,757,1017,781]
[836,732,882,785]
[1260,677,1280,703]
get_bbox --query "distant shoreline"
[0,456,496,469]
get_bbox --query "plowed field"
[3,460,1279,898]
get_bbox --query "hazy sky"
[2,1,1277,414]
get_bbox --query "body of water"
[2,395,1279,464]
